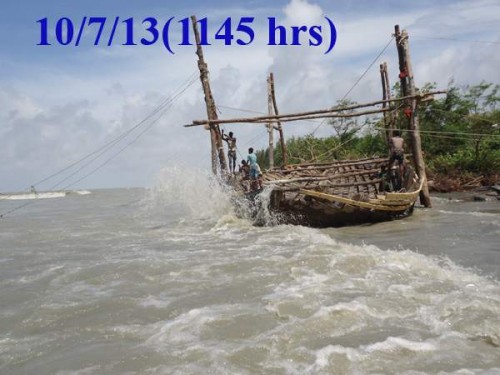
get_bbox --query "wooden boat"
[238,156,422,227]
[186,18,436,228]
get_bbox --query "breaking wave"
[0,191,67,200]
[142,166,287,228]
[142,166,237,225]
[0,190,92,201]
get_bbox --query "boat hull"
[268,190,414,227]
[235,157,422,228]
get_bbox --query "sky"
[1,0,499,192]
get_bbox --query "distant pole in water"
[191,15,227,175]
[267,74,275,169]
[394,25,432,207]
[269,73,288,167]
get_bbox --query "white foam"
[74,190,91,195]
[145,307,217,346]
[313,300,373,319]
[363,336,436,353]
[139,295,172,309]
[143,166,234,225]
[312,345,358,368]
[17,265,66,284]
[0,191,67,200]
[437,209,498,218]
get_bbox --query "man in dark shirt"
[389,130,405,190]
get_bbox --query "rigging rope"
[47,74,199,191]
[374,127,500,138]
[310,36,395,136]
[423,106,500,125]
[29,71,198,191]
[61,78,198,191]
[301,103,404,164]
[413,36,500,45]
[216,34,394,164]
[0,72,199,218]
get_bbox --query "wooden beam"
[280,157,388,172]
[264,168,379,183]
[187,108,395,127]
[395,25,431,207]
[299,189,412,211]
[380,62,394,144]
[191,15,227,174]
[266,177,381,187]
[267,74,274,169]
[270,73,288,167]
[185,91,446,127]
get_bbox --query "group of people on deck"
[221,130,263,193]
[221,128,407,195]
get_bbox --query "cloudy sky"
[1,0,499,191]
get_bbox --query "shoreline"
[429,186,500,202]
[428,173,499,195]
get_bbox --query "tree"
[328,99,361,141]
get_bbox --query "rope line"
[27,72,198,192]
[413,36,500,45]
[375,127,500,138]
[0,73,198,218]
[300,103,403,164]
[218,105,266,115]
[424,106,500,125]
[48,75,199,191]
[310,36,395,136]
[217,33,393,163]
[61,78,198,191]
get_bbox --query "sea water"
[0,167,499,374]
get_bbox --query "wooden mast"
[191,16,227,174]
[269,73,288,167]
[380,62,394,144]
[394,25,431,207]
[267,74,275,169]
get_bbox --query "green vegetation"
[418,82,500,180]
[257,81,500,188]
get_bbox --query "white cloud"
[283,0,323,25]
[1,0,499,191]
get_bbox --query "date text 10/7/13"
[36,16,337,55]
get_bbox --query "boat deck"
[263,157,388,200]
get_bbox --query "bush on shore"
[256,81,499,190]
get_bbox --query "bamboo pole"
[395,25,431,207]
[384,63,396,139]
[187,108,395,127]
[185,91,445,127]
[264,168,381,182]
[380,63,388,143]
[283,157,389,171]
[380,62,394,144]
[191,16,227,174]
[267,179,383,189]
[270,73,288,167]
[267,75,274,169]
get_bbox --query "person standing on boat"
[239,160,250,179]
[389,130,405,189]
[247,147,261,189]
[239,160,250,192]
[222,130,237,173]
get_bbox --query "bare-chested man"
[222,131,237,173]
